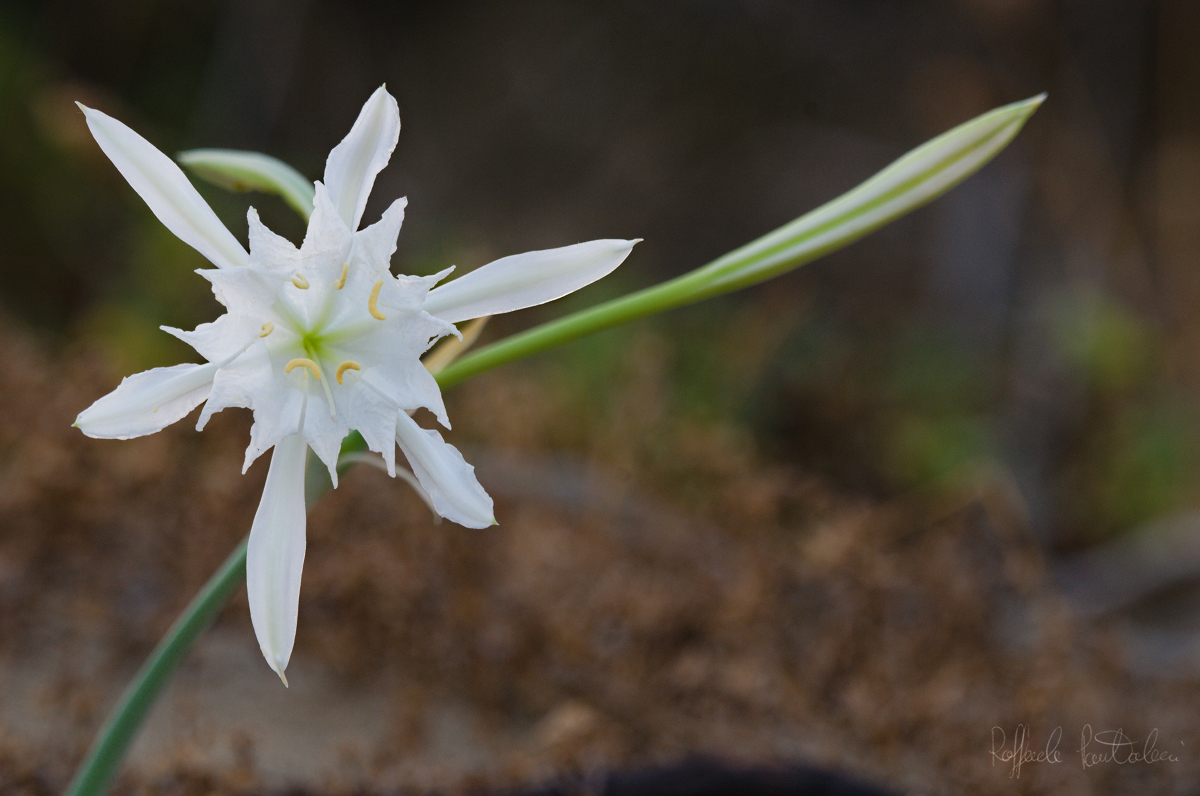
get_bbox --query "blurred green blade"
[692,93,1047,297]
[177,149,315,220]
[435,94,1045,389]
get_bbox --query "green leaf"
[177,149,315,220]
[436,94,1046,389]
[690,93,1046,297]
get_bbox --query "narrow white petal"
[77,103,249,270]
[75,362,216,439]
[393,410,494,528]
[423,239,638,324]
[323,86,400,231]
[247,432,309,685]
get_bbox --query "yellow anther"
[335,263,348,290]
[259,322,274,337]
[368,280,386,320]
[284,358,321,380]
[291,273,310,289]
[335,361,361,385]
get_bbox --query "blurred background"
[4,1,1200,794]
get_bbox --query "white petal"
[422,239,638,324]
[361,361,450,428]
[246,432,309,685]
[197,339,275,433]
[244,387,306,472]
[323,86,400,231]
[77,103,249,271]
[301,394,348,487]
[351,197,407,278]
[347,385,398,477]
[394,410,494,528]
[197,267,277,314]
[75,362,216,439]
[247,206,300,276]
[162,313,261,365]
[300,182,353,263]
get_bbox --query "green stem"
[64,537,248,796]
[435,268,710,390]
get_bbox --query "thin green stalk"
[63,538,248,796]
[434,268,709,389]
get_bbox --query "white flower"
[74,87,637,684]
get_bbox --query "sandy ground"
[3,319,1200,796]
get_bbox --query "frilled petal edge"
[394,409,494,528]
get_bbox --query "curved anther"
[335,361,361,385]
[368,280,386,320]
[291,273,310,289]
[335,263,349,290]
[259,322,274,338]
[284,358,321,380]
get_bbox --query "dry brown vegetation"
[1,318,1197,796]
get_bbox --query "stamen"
[287,356,337,420]
[259,322,274,338]
[368,280,386,320]
[214,336,260,370]
[335,361,361,385]
[335,263,349,290]
[291,273,310,289]
[315,362,338,420]
[285,358,321,379]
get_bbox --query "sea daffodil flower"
[74,87,637,684]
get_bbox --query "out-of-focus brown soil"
[1,317,1198,796]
